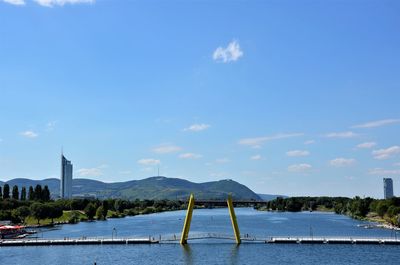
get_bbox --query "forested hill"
[1,177,261,200]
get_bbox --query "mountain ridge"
[0,177,262,200]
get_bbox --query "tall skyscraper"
[383,178,394,199]
[61,153,73,199]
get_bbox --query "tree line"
[0,184,186,225]
[0,184,50,201]
[256,196,400,226]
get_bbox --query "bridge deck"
[1,235,400,247]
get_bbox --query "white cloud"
[34,0,94,7]
[179,153,202,159]
[325,131,358,138]
[288,163,312,172]
[369,168,400,175]
[77,167,103,177]
[372,146,400,160]
[3,0,25,5]
[356,142,377,149]
[20,130,38,138]
[286,150,310,157]
[137,158,160,166]
[304,140,315,145]
[250,154,262,160]
[352,119,400,129]
[184,123,210,132]
[216,158,230,164]
[213,40,243,63]
[152,144,182,154]
[238,133,304,148]
[330,158,356,167]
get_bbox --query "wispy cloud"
[250,154,262,160]
[356,142,377,149]
[137,158,160,166]
[352,119,400,129]
[34,0,95,7]
[20,130,38,138]
[369,168,400,175]
[238,133,303,148]
[77,167,103,177]
[288,163,312,172]
[46,121,57,131]
[330,158,356,167]
[325,131,358,138]
[213,40,243,63]
[372,146,400,160]
[179,153,202,159]
[152,144,182,154]
[3,0,25,5]
[184,123,210,132]
[286,150,310,157]
[304,140,315,145]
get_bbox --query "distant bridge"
[189,200,267,206]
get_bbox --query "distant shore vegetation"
[256,196,400,227]
[0,184,186,226]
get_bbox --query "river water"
[1,208,400,264]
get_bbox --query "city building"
[383,178,394,199]
[60,153,73,199]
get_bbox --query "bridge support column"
[227,195,241,244]
[180,194,194,244]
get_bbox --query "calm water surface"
[1,208,400,265]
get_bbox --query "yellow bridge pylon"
[180,194,241,245]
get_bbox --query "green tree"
[102,200,109,219]
[96,206,105,220]
[47,203,63,223]
[42,186,51,201]
[28,186,34,201]
[13,206,31,224]
[30,202,47,224]
[377,200,391,217]
[0,186,2,199]
[20,187,27,201]
[34,185,43,201]
[3,184,10,199]
[12,185,19,200]
[84,202,97,220]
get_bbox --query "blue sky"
[1,0,400,198]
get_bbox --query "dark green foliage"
[46,202,63,223]
[30,202,47,224]
[42,186,51,201]
[12,185,19,200]
[20,187,27,201]
[96,206,105,220]
[12,206,31,223]
[3,184,10,199]
[34,185,42,201]
[0,186,2,198]
[28,186,34,201]
[84,203,97,220]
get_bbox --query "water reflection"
[182,244,193,265]
[230,244,239,265]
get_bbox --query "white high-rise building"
[383,178,394,199]
[61,154,73,199]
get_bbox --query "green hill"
[0,177,261,200]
